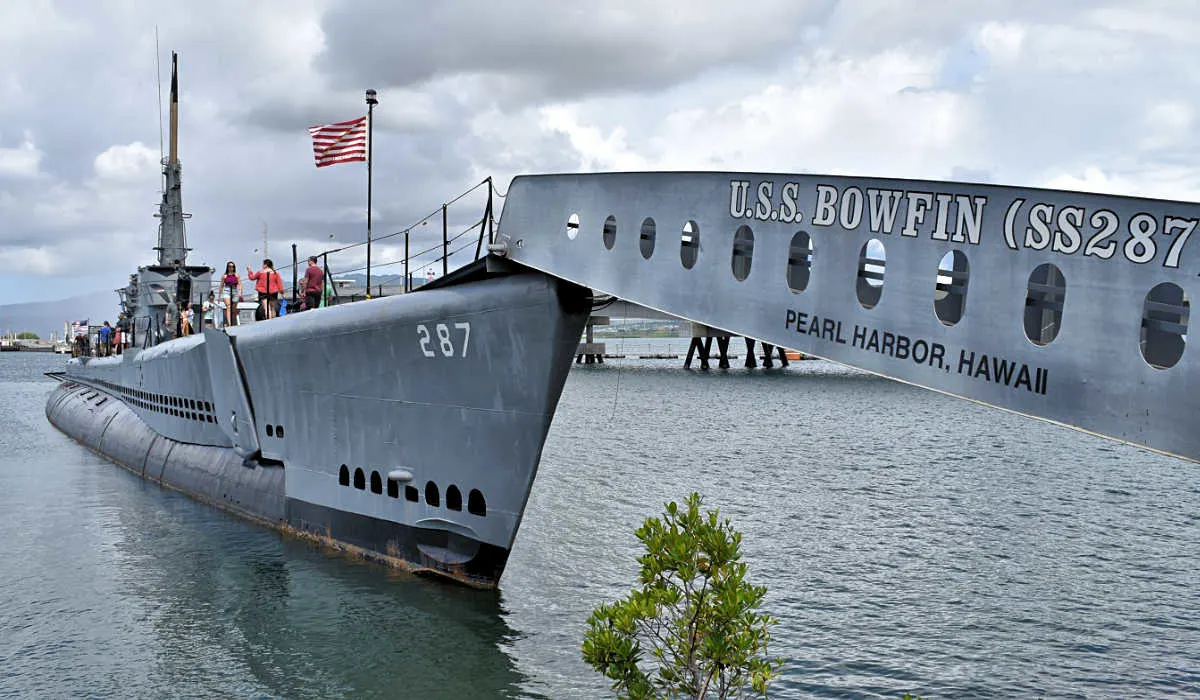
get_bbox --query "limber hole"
[786,231,813,293]
[681,220,700,270]
[1140,282,1189,369]
[934,250,969,326]
[856,239,886,309]
[1023,263,1066,346]
[640,217,656,259]
[603,215,617,250]
[731,225,754,281]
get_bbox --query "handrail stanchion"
[475,187,492,261]
[324,252,338,304]
[487,177,495,245]
[291,243,298,310]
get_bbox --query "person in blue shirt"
[98,321,113,357]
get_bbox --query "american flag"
[308,116,367,168]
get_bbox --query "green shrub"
[582,493,781,699]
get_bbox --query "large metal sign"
[500,172,1198,463]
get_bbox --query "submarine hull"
[47,263,591,587]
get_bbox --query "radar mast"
[155,52,189,267]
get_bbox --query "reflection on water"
[506,353,1200,699]
[0,355,527,699]
[3,350,1199,699]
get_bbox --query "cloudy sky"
[1,0,1197,305]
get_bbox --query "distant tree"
[582,493,781,699]
[15,332,38,340]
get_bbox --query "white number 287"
[417,322,471,358]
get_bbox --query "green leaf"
[582,493,778,699]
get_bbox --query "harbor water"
[1,348,1196,698]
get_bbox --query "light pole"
[365,88,378,297]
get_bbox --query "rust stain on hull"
[278,524,495,590]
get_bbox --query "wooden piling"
[684,337,699,368]
[576,316,608,364]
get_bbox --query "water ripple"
[3,351,1198,698]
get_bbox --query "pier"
[571,309,816,367]
[0,338,69,353]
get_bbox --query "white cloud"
[1140,101,1193,151]
[1043,166,1137,196]
[0,132,42,178]
[1020,23,1139,74]
[976,21,1025,65]
[0,245,57,275]
[3,1,1200,302]
[94,142,159,181]
[1087,4,1200,42]
[528,49,980,180]
[539,107,648,171]
[1043,165,1200,202]
[0,229,144,277]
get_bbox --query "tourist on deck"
[203,291,225,330]
[115,315,129,354]
[248,259,283,320]
[303,256,323,310]
[179,302,193,336]
[222,261,240,327]
[99,321,113,357]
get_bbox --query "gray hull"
[46,261,591,587]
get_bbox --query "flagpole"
[365,88,378,298]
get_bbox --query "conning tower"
[156,51,189,267]
[125,52,211,348]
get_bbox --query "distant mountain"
[0,292,119,339]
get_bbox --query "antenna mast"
[155,27,164,162]
[154,52,189,267]
[168,52,179,166]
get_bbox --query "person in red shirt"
[303,256,324,311]
[247,259,283,320]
